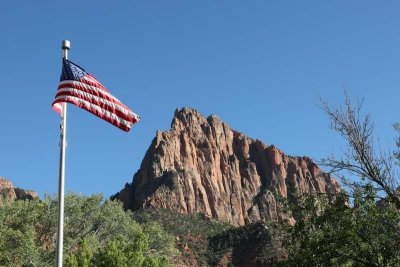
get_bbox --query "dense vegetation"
[133,208,287,266]
[0,194,176,266]
[275,187,400,266]
[208,220,286,266]
[133,208,233,266]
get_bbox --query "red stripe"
[55,90,134,122]
[58,81,130,111]
[52,98,136,132]
[81,74,132,111]
[80,74,109,93]
[58,81,119,104]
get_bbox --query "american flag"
[52,59,140,132]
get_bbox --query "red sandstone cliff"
[0,177,38,202]
[115,108,340,226]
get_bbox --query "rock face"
[0,177,38,202]
[115,108,340,226]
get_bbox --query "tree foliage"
[65,235,170,267]
[280,187,400,266]
[133,208,233,266]
[0,193,175,266]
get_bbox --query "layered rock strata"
[115,108,340,226]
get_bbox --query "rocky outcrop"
[115,108,340,226]
[0,177,38,203]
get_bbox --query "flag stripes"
[53,95,134,131]
[55,87,134,121]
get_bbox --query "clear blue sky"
[1,1,399,198]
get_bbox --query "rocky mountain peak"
[170,107,224,136]
[0,177,13,188]
[0,177,38,202]
[114,108,340,226]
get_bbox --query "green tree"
[0,198,48,266]
[142,222,176,259]
[64,239,93,267]
[0,193,175,266]
[95,235,146,266]
[66,235,170,267]
[280,187,400,266]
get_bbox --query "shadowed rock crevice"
[114,107,340,226]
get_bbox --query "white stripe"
[57,87,135,118]
[59,80,123,105]
[53,95,133,129]
[53,103,62,113]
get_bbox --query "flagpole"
[56,40,70,267]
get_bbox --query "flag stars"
[60,59,86,81]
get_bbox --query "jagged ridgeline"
[114,108,340,226]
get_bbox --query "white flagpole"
[56,40,70,267]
